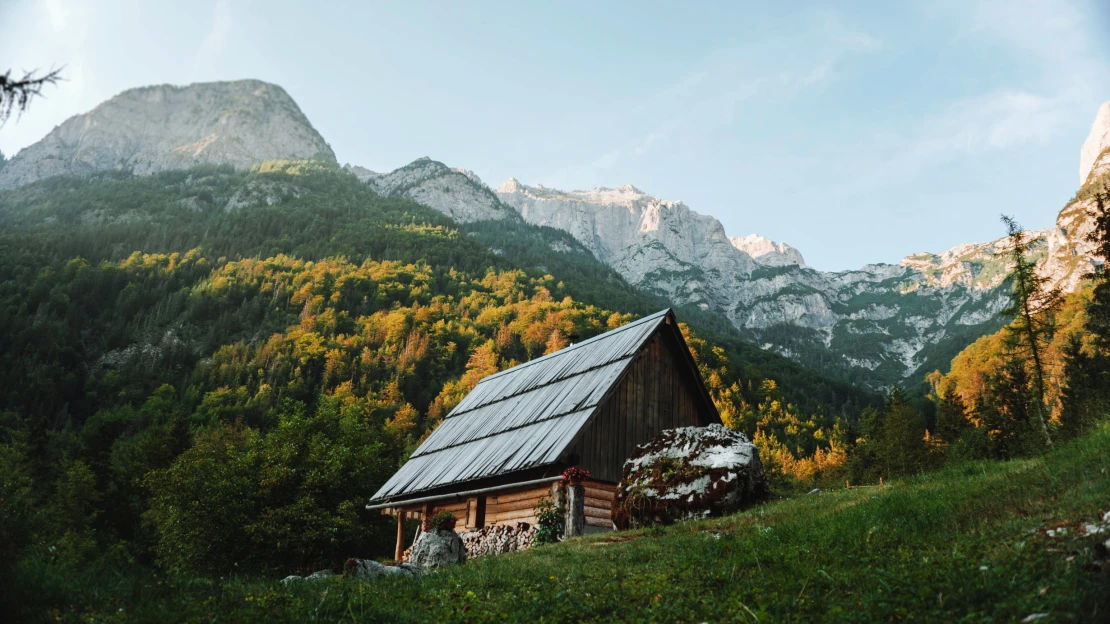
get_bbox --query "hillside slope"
[0,165,875,438]
[13,422,1110,622]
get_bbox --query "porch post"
[394,510,405,561]
[565,481,585,538]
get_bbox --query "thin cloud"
[545,15,882,184]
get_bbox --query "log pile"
[461,523,537,559]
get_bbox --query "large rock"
[613,424,768,529]
[0,79,336,190]
[280,569,337,585]
[347,559,425,580]
[407,528,466,569]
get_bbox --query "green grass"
[11,424,1110,622]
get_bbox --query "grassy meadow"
[10,422,1110,623]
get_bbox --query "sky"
[1,0,1109,270]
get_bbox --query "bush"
[532,496,564,545]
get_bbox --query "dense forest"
[0,163,877,608]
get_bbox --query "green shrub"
[532,496,564,545]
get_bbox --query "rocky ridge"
[349,158,514,223]
[335,143,1099,387]
[490,178,1040,383]
[0,79,335,189]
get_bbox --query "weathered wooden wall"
[572,330,713,483]
[581,480,616,528]
[484,482,556,527]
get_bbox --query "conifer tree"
[934,389,969,445]
[982,356,1046,458]
[878,387,928,477]
[999,215,1060,446]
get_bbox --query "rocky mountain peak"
[497,177,523,194]
[0,79,336,189]
[729,234,806,267]
[1080,100,1110,185]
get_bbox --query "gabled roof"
[371,309,681,502]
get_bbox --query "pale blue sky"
[2,0,1108,270]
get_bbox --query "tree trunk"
[1023,306,1053,446]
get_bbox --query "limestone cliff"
[1080,101,1110,186]
[0,79,335,189]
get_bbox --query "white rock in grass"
[349,559,426,579]
[407,529,467,569]
[613,424,768,529]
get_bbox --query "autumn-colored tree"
[544,328,569,354]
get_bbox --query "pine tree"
[878,387,928,478]
[999,215,1060,446]
[934,389,969,445]
[982,357,1037,458]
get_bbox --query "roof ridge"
[478,308,670,383]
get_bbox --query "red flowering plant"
[422,510,457,532]
[561,466,590,484]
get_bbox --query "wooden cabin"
[366,308,720,559]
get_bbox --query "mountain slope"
[0,80,335,189]
[0,163,877,423]
[341,159,880,416]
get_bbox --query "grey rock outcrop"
[407,528,467,569]
[0,79,335,189]
[355,158,514,223]
[612,424,767,529]
[280,569,337,584]
[348,559,425,579]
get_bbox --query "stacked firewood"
[461,523,536,559]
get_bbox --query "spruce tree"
[999,215,1060,446]
[878,387,928,478]
[934,389,969,445]
[983,357,1036,458]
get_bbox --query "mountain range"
[1,78,1105,389]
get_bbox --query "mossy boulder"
[613,424,768,529]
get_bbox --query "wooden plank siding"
[571,330,713,483]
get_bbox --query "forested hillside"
[0,162,878,599]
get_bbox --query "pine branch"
[0,67,63,124]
